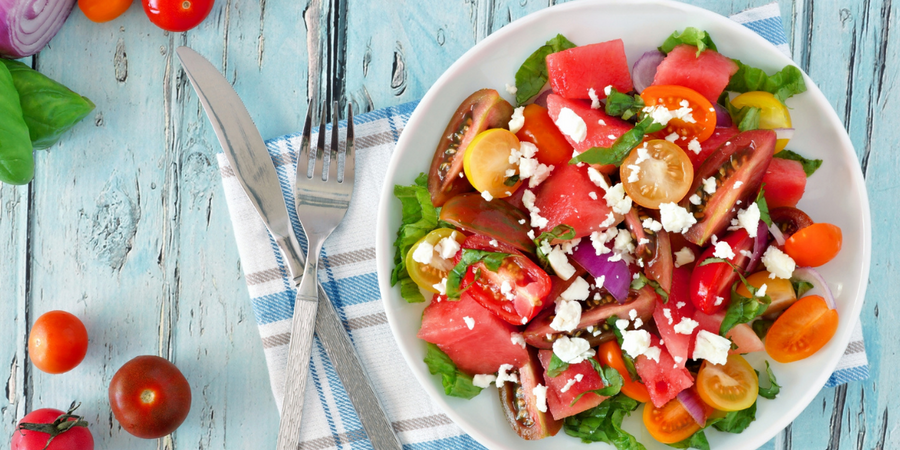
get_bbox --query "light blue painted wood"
[0,0,895,448]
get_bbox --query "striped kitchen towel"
[215,3,868,449]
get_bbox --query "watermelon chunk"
[537,350,606,420]
[762,157,807,208]
[634,335,695,408]
[652,267,696,369]
[546,94,633,152]
[651,44,739,103]
[546,39,634,100]
[418,292,528,375]
[529,161,617,238]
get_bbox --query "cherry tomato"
[142,0,214,32]
[731,91,792,152]
[79,0,133,22]
[641,85,716,144]
[736,270,797,318]
[28,311,88,374]
[515,104,574,166]
[463,129,523,198]
[642,396,702,444]
[765,295,838,363]
[784,222,842,267]
[439,192,534,253]
[11,406,94,450]
[459,234,551,325]
[689,228,755,314]
[620,139,693,209]
[405,228,466,293]
[109,355,192,439]
[598,340,651,403]
[696,354,759,411]
[769,206,814,241]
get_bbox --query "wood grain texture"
[0,0,896,448]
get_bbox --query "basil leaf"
[726,61,807,103]
[390,173,439,302]
[757,360,781,399]
[606,316,640,381]
[720,283,771,335]
[564,394,646,449]
[571,115,661,166]
[590,359,624,397]
[547,353,570,378]
[791,278,814,297]
[0,60,33,185]
[446,249,511,299]
[752,319,774,339]
[712,401,757,433]
[423,343,482,399]
[774,149,823,177]
[755,185,772,226]
[659,27,718,56]
[631,272,669,302]
[0,59,95,150]
[534,224,576,272]
[605,87,646,121]
[514,34,577,105]
[668,430,711,450]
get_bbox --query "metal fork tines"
[276,101,355,450]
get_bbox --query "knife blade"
[176,46,402,450]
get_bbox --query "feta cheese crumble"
[643,346,661,363]
[533,384,548,412]
[412,242,434,265]
[433,278,447,295]
[496,364,518,387]
[548,247,577,280]
[554,107,588,143]
[463,316,475,330]
[673,317,699,335]
[626,164,641,183]
[481,190,493,202]
[561,276,591,301]
[692,330,732,365]
[736,203,761,238]
[511,332,527,349]
[505,83,518,95]
[687,138,702,155]
[508,106,525,134]
[713,241,735,259]
[674,247,695,268]
[549,299,582,332]
[621,329,652,359]
[588,88,601,109]
[560,378,577,393]
[762,246,796,279]
[473,374,496,388]
[436,232,461,259]
[604,183,633,215]
[702,177,718,195]
[757,283,769,297]
[659,202,697,234]
[552,336,595,364]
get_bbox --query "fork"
[276,100,355,450]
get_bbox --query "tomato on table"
[784,222,842,267]
[731,91,792,152]
[405,228,466,293]
[620,139,693,209]
[640,85,717,144]
[598,340,651,403]
[79,0,133,22]
[142,0,214,32]
[28,311,88,374]
[109,355,192,439]
[765,295,839,363]
[515,104,574,166]
[642,396,703,444]
[11,405,94,450]
[695,354,759,411]
[463,129,523,198]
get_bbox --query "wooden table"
[0,0,893,448]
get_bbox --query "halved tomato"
[499,348,563,439]
[731,91,792,152]
[696,354,759,411]
[620,139,694,209]
[598,340,651,403]
[784,222,842,267]
[440,193,534,253]
[689,228,755,314]
[641,85,716,144]
[623,207,673,292]
[736,270,797,319]
[643,396,702,444]
[515,104,574,166]
[769,207,814,241]
[765,295,839,363]
[463,129,523,198]
[405,228,467,293]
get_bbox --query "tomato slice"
[770,206,815,240]
[405,228,467,293]
[459,234,552,325]
[641,85,716,144]
[731,91,792,152]
[463,129,523,198]
[735,270,797,319]
[440,192,535,253]
[643,396,702,444]
[598,340,651,403]
[689,228,755,314]
[784,222,843,267]
[765,295,839,363]
[516,104,574,166]
[620,139,694,209]
[695,354,759,411]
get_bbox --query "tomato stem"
[17,402,89,450]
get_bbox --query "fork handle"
[276,258,321,450]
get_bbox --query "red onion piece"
[791,267,837,309]
[773,128,795,140]
[769,223,786,246]
[533,89,551,108]
[571,240,631,303]
[0,0,76,58]
[746,220,769,274]
[632,50,665,93]
[714,103,733,128]
[677,389,707,427]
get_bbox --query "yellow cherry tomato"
[620,139,693,209]
[731,91,792,152]
[405,228,466,293]
[463,129,523,198]
[696,354,759,411]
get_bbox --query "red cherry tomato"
[142,0,214,32]
[28,311,88,374]
[598,340,651,403]
[11,406,94,450]
[640,85,717,144]
[515,104,574,166]
[79,0,133,22]
[109,355,192,439]
[689,229,755,314]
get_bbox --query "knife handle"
[315,286,404,450]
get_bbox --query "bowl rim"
[375,1,871,448]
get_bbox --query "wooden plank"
[0,183,28,440]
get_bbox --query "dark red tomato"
[653,266,696,368]
[762,157,807,209]
[770,206,814,240]
[690,125,739,170]
[459,234,551,325]
[515,104,574,166]
[109,355,192,439]
[498,348,562,439]
[142,0,214,32]
[440,192,534,253]
[12,407,94,450]
[624,208,673,292]
[28,310,88,374]
[689,228,755,314]
[530,162,617,238]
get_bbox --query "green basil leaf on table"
[423,343,482,399]
[0,61,34,185]
[514,34,577,105]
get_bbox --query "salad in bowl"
[376,2,869,449]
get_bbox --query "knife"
[176,47,402,450]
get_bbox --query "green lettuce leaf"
[564,394,646,449]
[423,343,482,399]
[514,34,577,105]
[697,257,771,334]
[757,360,781,399]
[390,173,439,302]
[711,401,757,433]
[726,61,807,103]
[605,87,646,121]
[774,149,823,177]
[668,430,711,450]
[659,27,718,56]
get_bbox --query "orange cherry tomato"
[640,85,717,144]
[695,354,758,411]
[598,340,651,403]
[28,311,89,374]
[515,104,574,166]
[642,396,702,444]
[79,0,133,22]
[620,139,694,209]
[784,222,843,267]
[765,295,839,363]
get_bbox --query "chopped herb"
[504,174,521,186]
[534,224,576,273]
[698,257,772,334]
[390,173,439,303]
[659,27,718,56]
[605,87,646,121]
[757,360,781,399]
[514,34,577,105]
[570,115,664,166]
[755,185,772,226]
[668,430,711,450]
[547,353,570,378]
[775,149,823,177]
[752,319,774,339]
[423,343,482,399]
[564,394,646,449]
[631,272,669,302]
[790,278,815,298]
[711,401,757,433]
[446,249,511,299]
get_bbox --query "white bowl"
[375,1,871,449]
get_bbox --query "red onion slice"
[773,128,795,140]
[769,223,786,246]
[533,89,551,108]
[746,220,769,274]
[677,389,708,427]
[632,50,665,94]
[714,103,733,128]
[571,240,631,303]
[791,267,837,309]
[0,0,76,58]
